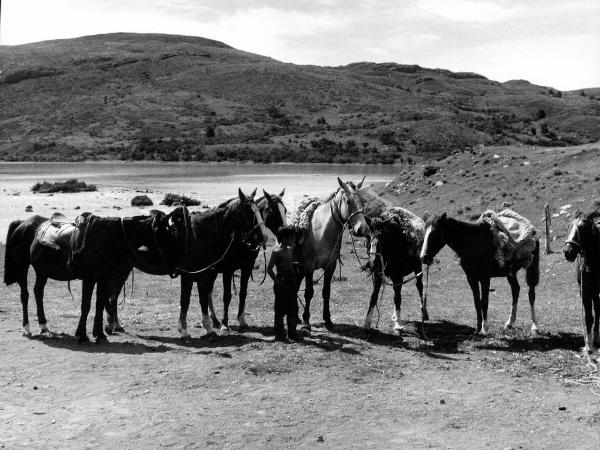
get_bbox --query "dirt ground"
[1,232,599,449]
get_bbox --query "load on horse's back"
[420,208,540,335]
[292,177,370,330]
[362,206,426,333]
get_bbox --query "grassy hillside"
[1,33,599,162]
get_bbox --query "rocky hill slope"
[1,33,599,162]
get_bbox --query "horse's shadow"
[137,330,266,351]
[30,332,173,355]
[475,330,585,353]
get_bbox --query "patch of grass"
[160,193,201,206]
[31,179,97,193]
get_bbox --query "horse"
[419,211,540,335]
[207,189,287,331]
[563,211,600,363]
[176,188,269,340]
[293,177,370,331]
[4,209,186,342]
[361,207,425,334]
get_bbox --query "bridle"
[330,189,365,232]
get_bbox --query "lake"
[0,162,399,242]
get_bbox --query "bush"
[205,125,216,138]
[32,179,97,193]
[160,193,201,206]
[131,195,153,206]
[537,109,546,119]
[423,165,438,177]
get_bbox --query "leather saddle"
[35,213,77,251]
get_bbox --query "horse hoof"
[421,311,429,322]
[78,334,90,344]
[393,328,403,336]
[114,325,125,333]
[105,326,114,335]
[324,322,335,332]
[203,331,217,340]
[96,335,108,344]
[220,325,230,334]
[212,319,222,329]
[504,324,513,330]
[238,324,249,332]
[181,335,192,344]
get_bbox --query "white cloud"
[417,0,518,23]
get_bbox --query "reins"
[176,234,235,275]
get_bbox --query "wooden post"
[544,203,552,254]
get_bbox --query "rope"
[257,248,268,286]
[176,234,235,275]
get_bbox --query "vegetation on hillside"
[1,33,598,163]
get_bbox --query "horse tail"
[4,220,23,285]
[525,238,540,288]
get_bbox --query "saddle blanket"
[478,209,537,269]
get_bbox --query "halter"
[330,189,365,230]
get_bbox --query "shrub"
[537,109,546,119]
[131,195,153,207]
[32,179,97,193]
[160,193,201,206]
[205,125,216,138]
[423,165,438,177]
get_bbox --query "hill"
[1,33,599,163]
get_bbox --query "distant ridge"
[1,33,598,162]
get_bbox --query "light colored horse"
[296,177,370,330]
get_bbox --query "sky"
[1,0,599,90]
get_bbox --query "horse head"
[260,189,287,236]
[337,177,369,237]
[564,212,600,263]
[420,213,447,266]
[228,188,268,249]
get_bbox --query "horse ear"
[279,188,285,197]
[337,177,350,192]
[263,189,272,202]
[250,188,257,198]
[442,212,447,219]
[238,188,246,201]
[356,176,366,189]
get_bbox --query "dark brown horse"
[564,211,600,365]
[176,189,268,340]
[361,207,425,334]
[420,212,540,335]
[208,189,287,331]
[4,209,186,342]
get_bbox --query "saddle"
[35,213,77,251]
[35,212,94,277]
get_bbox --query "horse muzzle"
[563,244,579,262]
[421,254,433,266]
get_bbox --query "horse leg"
[582,291,595,355]
[527,275,539,335]
[33,273,50,334]
[237,268,251,330]
[105,280,125,335]
[221,272,233,332]
[480,278,490,335]
[322,264,336,330]
[467,276,483,334]
[302,272,314,330]
[391,278,404,334]
[75,279,94,343]
[593,293,600,351]
[207,289,221,329]
[92,281,109,343]
[415,265,427,321]
[198,286,216,337]
[505,273,520,330]
[178,276,193,341]
[362,271,382,329]
[18,273,31,336]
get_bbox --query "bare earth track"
[2,143,600,448]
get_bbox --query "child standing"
[267,226,301,341]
